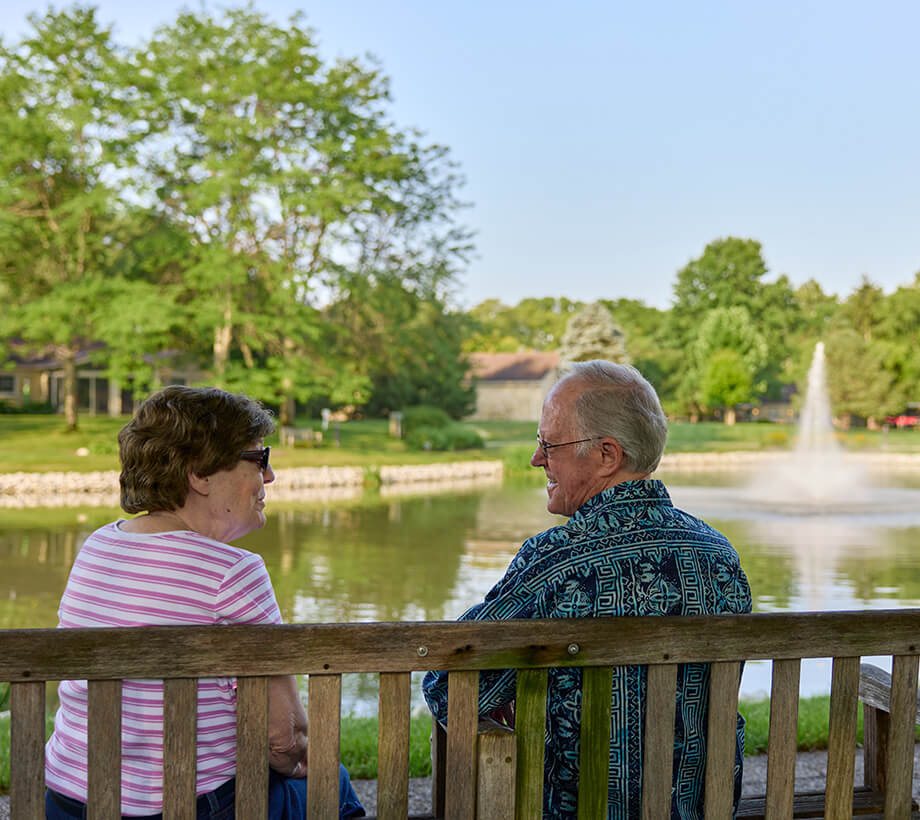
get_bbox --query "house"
[466,351,560,421]
[1,345,204,416]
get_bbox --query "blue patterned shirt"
[422,479,752,819]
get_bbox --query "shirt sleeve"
[423,537,544,723]
[216,551,282,625]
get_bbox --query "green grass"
[740,694,920,755]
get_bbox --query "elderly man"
[422,360,751,819]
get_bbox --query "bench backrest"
[4,609,920,819]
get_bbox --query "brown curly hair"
[118,386,275,514]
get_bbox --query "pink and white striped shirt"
[44,521,282,815]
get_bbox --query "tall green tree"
[463,297,583,352]
[0,8,175,429]
[688,306,769,423]
[823,325,896,426]
[131,7,470,419]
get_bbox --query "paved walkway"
[5,748,920,818]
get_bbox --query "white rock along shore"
[2,451,919,508]
[0,461,504,508]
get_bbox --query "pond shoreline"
[3,450,920,507]
[0,461,505,508]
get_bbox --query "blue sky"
[5,1,919,309]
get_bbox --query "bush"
[0,400,55,414]
[400,406,452,436]
[405,423,484,451]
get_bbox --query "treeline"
[3,9,916,430]
[0,6,475,428]
[464,238,920,425]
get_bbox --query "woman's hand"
[268,675,308,777]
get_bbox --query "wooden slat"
[765,658,800,820]
[642,663,677,820]
[737,784,887,817]
[859,660,920,721]
[377,672,411,820]
[8,610,920,680]
[445,670,479,820]
[862,704,889,792]
[236,676,270,820]
[515,668,548,820]
[308,674,342,820]
[87,679,122,819]
[477,727,516,818]
[578,666,612,820]
[163,678,198,820]
[9,681,45,820]
[704,662,740,820]
[883,654,920,818]
[825,656,859,818]
[431,718,448,818]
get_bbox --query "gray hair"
[560,360,668,474]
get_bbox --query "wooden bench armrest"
[859,662,920,723]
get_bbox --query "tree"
[463,297,583,352]
[699,350,753,424]
[557,302,629,364]
[689,307,769,423]
[823,325,896,426]
[131,8,470,419]
[326,276,475,418]
[0,8,176,429]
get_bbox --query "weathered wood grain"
[825,656,859,818]
[308,674,342,820]
[515,668,547,820]
[87,679,122,819]
[6,610,920,680]
[236,676,270,820]
[578,666,612,820]
[883,654,920,818]
[377,672,411,820]
[704,662,740,820]
[9,681,44,820]
[764,658,800,820]
[163,678,198,820]
[445,670,479,820]
[431,718,447,818]
[642,663,677,820]
[859,661,920,719]
[477,727,516,818]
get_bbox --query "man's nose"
[530,446,545,468]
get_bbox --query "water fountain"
[749,341,868,509]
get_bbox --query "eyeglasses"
[535,435,599,458]
[239,446,271,471]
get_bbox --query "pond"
[4,469,920,712]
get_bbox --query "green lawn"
[1,414,918,474]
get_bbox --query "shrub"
[405,423,484,451]
[400,406,452,436]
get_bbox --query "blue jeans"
[46,765,365,819]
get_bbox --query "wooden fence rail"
[4,609,920,819]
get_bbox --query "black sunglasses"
[239,446,271,471]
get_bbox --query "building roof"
[468,351,560,381]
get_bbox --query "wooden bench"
[4,609,920,819]
[280,426,323,447]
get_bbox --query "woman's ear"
[188,473,210,496]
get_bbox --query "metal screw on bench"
[567,643,580,655]
[417,645,429,657]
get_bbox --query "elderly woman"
[44,386,364,819]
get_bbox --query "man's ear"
[188,473,210,496]
[597,437,626,475]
